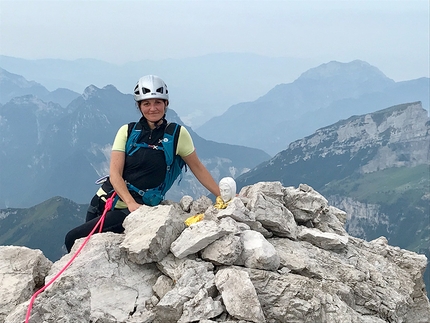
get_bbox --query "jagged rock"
[234,230,280,271]
[313,205,348,235]
[2,181,429,323]
[156,253,214,282]
[243,220,273,238]
[155,254,216,322]
[179,195,193,212]
[152,275,174,299]
[120,204,185,264]
[5,233,160,323]
[215,267,266,323]
[178,289,224,322]
[246,266,389,323]
[283,184,329,222]
[6,285,92,323]
[267,234,429,322]
[297,226,348,250]
[240,181,284,204]
[249,192,297,239]
[170,218,233,258]
[201,234,243,265]
[189,195,213,215]
[217,216,246,235]
[208,201,272,238]
[199,320,253,323]
[0,246,52,322]
[216,197,255,222]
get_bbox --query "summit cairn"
[2,182,429,323]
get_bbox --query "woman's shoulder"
[176,124,190,134]
[119,124,129,135]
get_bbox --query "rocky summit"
[1,182,429,323]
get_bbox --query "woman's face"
[139,99,167,122]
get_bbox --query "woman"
[65,75,220,252]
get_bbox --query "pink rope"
[25,193,117,322]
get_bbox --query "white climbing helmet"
[133,75,169,102]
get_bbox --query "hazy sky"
[0,0,429,81]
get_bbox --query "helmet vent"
[141,87,151,94]
[156,87,164,94]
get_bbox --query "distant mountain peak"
[81,84,121,101]
[102,84,118,91]
[0,68,79,108]
[297,60,393,83]
[0,67,41,89]
[82,85,100,100]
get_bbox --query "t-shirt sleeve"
[177,126,195,157]
[111,124,128,152]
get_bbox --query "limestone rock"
[190,195,213,215]
[178,289,224,322]
[216,197,255,223]
[240,181,284,205]
[313,205,348,235]
[152,275,174,299]
[2,181,429,323]
[283,184,329,222]
[249,192,297,239]
[120,204,185,264]
[5,233,160,323]
[170,219,231,258]
[234,230,280,271]
[201,233,243,265]
[155,254,216,322]
[297,226,348,250]
[215,267,266,323]
[179,195,193,212]
[0,246,52,322]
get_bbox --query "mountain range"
[0,79,270,209]
[0,57,428,290]
[0,59,428,206]
[0,54,318,128]
[196,60,429,155]
[0,67,80,108]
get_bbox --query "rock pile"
[1,182,429,323]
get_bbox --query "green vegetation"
[321,164,429,252]
[321,165,429,205]
[0,197,86,261]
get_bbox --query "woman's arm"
[182,150,220,197]
[109,150,142,212]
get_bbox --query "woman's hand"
[127,200,142,213]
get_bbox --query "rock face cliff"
[234,102,430,282]
[1,182,429,323]
[237,102,429,187]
